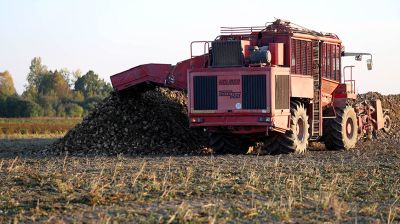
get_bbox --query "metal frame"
[343,66,356,94]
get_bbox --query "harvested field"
[0,91,399,223]
[0,139,399,223]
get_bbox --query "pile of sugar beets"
[50,88,209,156]
[50,88,399,155]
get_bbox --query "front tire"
[264,101,310,154]
[324,106,358,150]
[209,133,249,154]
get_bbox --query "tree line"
[0,57,113,117]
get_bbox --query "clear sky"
[1,0,399,94]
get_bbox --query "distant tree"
[36,73,53,96]
[17,57,112,117]
[82,96,102,112]
[41,103,56,117]
[24,57,48,99]
[0,95,6,116]
[0,71,17,96]
[65,103,84,117]
[0,96,43,117]
[56,104,67,117]
[72,90,84,102]
[36,94,58,116]
[59,68,81,88]
[52,70,72,98]
[72,69,82,82]
[59,68,72,88]
[74,70,112,98]
[37,70,71,99]
[24,100,43,117]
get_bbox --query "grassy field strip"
[0,117,80,136]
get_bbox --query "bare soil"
[0,138,399,223]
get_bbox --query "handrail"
[343,66,356,94]
[220,26,266,35]
[190,41,211,58]
[190,41,211,68]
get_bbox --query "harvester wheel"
[324,106,358,150]
[209,133,249,154]
[264,101,309,154]
[383,114,391,133]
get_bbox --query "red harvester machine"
[111,19,391,154]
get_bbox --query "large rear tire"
[324,106,358,150]
[264,101,309,154]
[209,133,249,154]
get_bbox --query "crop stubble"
[0,89,399,222]
[0,139,399,223]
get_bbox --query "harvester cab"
[110,19,391,154]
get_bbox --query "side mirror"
[367,59,373,70]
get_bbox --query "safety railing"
[190,41,211,58]
[343,66,356,94]
[220,26,266,35]
[190,41,211,68]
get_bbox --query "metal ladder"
[311,41,321,140]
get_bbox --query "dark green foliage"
[82,96,103,112]
[75,70,112,98]
[64,103,84,117]
[0,96,43,117]
[1,57,112,118]
[37,70,71,98]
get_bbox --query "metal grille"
[301,41,307,75]
[322,43,340,81]
[291,39,313,76]
[291,39,296,74]
[307,41,312,75]
[327,44,331,79]
[296,40,301,74]
[193,76,217,110]
[321,44,326,78]
[275,75,290,110]
[242,75,266,109]
[211,41,243,67]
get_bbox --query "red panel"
[110,55,208,92]
[242,40,251,59]
[259,33,291,66]
[188,67,271,114]
[269,43,284,65]
[291,75,313,98]
[110,64,173,91]
[217,75,242,111]
[187,67,292,131]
